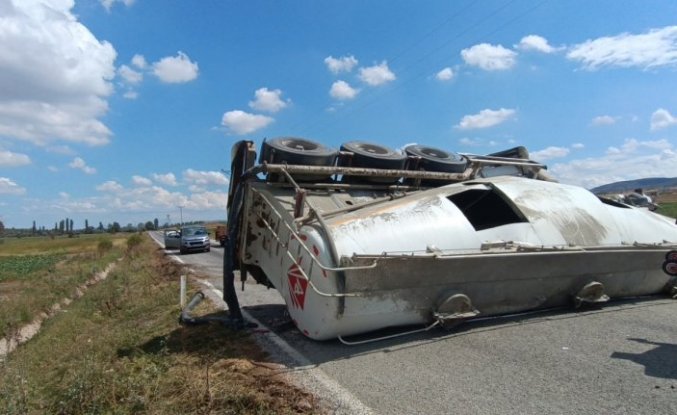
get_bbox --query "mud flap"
[574,281,609,308]
[433,293,480,329]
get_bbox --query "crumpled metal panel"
[327,191,481,257]
[491,178,622,246]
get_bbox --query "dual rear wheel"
[259,137,466,182]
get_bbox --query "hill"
[590,177,677,194]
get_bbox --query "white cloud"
[358,61,396,86]
[324,55,358,74]
[516,35,555,53]
[183,169,229,186]
[0,1,116,146]
[68,157,96,174]
[329,80,359,100]
[456,108,516,130]
[131,54,147,69]
[132,175,152,187]
[100,0,135,12]
[123,90,138,100]
[152,52,199,83]
[117,64,142,84]
[530,146,570,161]
[567,26,677,70]
[459,137,482,146]
[591,115,617,126]
[248,87,290,113]
[550,138,677,188]
[436,67,454,81]
[0,177,26,195]
[461,43,517,71]
[47,145,75,155]
[96,180,123,192]
[0,150,31,167]
[650,108,677,131]
[152,172,177,186]
[572,143,585,149]
[221,110,273,135]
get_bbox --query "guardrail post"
[180,275,186,308]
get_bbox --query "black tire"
[340,141,406,184]
[340,141,407,169]
[259,137,337,182]
[487,146,530,160]
[259,137,337,166]
[404,144,467,173]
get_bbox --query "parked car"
[215,225,228,247]
[163,229,181,249]
[178,225,211,254]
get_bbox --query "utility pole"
[177,205,184,225]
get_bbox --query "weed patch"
[0,235,321,414]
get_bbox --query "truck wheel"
[404,144,467,173]
[259,137,337,182]
[259,137,337,167]
[340,141,406,169]
[340,141,406,183]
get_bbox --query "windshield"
[182,227,207,236]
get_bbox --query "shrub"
[126,234,143,254]
[97,239,113,257]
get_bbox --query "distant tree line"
[2,217,165,238]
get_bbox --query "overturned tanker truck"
[223,137,677,341]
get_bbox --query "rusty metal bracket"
[433,293,480,328]
[574,281,610,308]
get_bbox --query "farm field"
[0,234,129,339]
[656,191,677,219]
[0,234,319,414]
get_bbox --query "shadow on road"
[611,338,677,379]
[244,296,676,369]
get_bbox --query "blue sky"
[1,0,677,229]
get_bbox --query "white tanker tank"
[224,138,677,341]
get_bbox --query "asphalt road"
[150,231,677,415]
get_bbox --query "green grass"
[657,201,677,219]
[0,233,128,256]
[0,235,127,338]
[0,235,319,415]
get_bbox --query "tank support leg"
[223,235,243,324]
[574,281,609,308]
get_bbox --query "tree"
[144,221,155,231]
[153,218,159,230]
[0,220,4,235]
[85,219,89,233]
[98,222,104,232]
[59,220,65,233]
[110,222,121,233]
[69,219,74,232]
[32,221,36,234]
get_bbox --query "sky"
[1,0,677,229]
